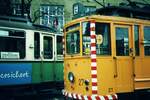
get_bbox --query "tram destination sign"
[0,64,32,85]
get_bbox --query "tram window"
[82,22,111,55]
[134,25,139,56]
[57,36,63,55]
[144,26,150,56]
[96,22,111,55]
[34,32,40,59]
[0,30,25,59]
[66,31,80,54]
[116,27,129,56]
[43,36,53,59]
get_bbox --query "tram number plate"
[79,79,84,86]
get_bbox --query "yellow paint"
[64,15,150,96]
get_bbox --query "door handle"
[129,48,133,56]
[113,56,118,78]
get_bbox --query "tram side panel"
[0,26,64,94]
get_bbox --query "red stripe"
[91,66,97,70]
[104,96,109,100]
[76,94,79,99]
[90,27,95,31]
[92,82,97,86]
[91,50,96,54]
[92,90,98,94]
[112,94,117,100]
[87,96,92,100]
[92,74,97,78]
[91,58,96,62]
[81,95,84,100]
[71,93,74,99]
[91,43,96,47]
[91,35,96,38]
[96,96,101,100]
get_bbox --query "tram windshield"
[82,21,111,55]
[66,31,80,54]
[65,21,111,56]
[0,29,25,59]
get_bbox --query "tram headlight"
[84,79,89,86]
[68,72,75,83]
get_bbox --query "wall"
[31,0,150,24]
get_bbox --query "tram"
[0,16,63,96]
[62,6,150,99]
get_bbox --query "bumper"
[62,89,118,100]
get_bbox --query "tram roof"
[96,6,150,20]
[65,14,150,28]
[0,16,57,33]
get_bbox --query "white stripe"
[114,94,118,99]
[91,95,97,99]
[92,78,97,82]
[91,46,96,51]
[90,31,95,35]
[84,95,88,100]
[68,93,72,98]
[91,38,96,43]
[91,55,96,59]
[73,93,76,99]
[107,95,113,99]
[90,23,95,28]
[92,86,98,90]
[62,90,117,100]
[77,94,81,100]
[91,70,97,74]
[65,91,68,96]
[99,96,105,100]
[91,62,97,66]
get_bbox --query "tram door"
[114,25,134,93]
[41,34,54,81]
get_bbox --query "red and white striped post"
[62,21,118,100]
[90,20,98,96]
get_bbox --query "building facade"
[12,0,150,32]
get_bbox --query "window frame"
[40,5,64,32]
[134,25,140,56]
[81,20,112,56]
[42,35,53,60]
[66,29,80,55]
[115,26,130,56]
[34,32,40,59]
[55,34,63,61]
[0,28,26,60]
[143,25,150,56]
[12,3,29,17]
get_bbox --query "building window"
[84,6,96,14]
[12,4,28,17]
[40,5,64,32]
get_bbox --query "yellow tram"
[62,6,150,100]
